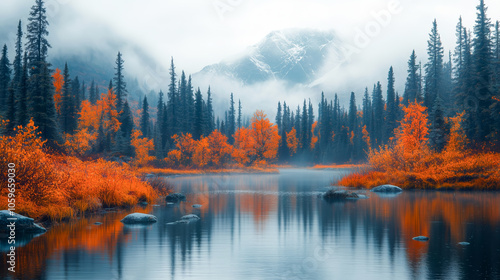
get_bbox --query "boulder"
[94,222,102,225]
[120,213,157,224]
[180,214,200,222]
[323,190,359,200]
[412,236,429,241]
[166,220,190,225]
[192,204,202,208]
[0,210,46,234]
[166,193,186,203]
[458,242,470,246]
[371,184,403,193]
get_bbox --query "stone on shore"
[371,185,403,193]
[0,210,46,234]
[120,213,157,224]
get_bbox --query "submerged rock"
[180,214,200,221]
[412,236,429,241]
[166,193,186,203]
[167,220,190,225]
[371,185,403,193]
[139,201,149,206]
[458,242,470,246]
[192,204,202,208]
[323,190,360,200]
[0,210,46,234]
[120,213,157,224]
[94,222,102,225]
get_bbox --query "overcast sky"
[1,0,500,113]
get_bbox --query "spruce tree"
[472,0,493,142]
[89,80,97,104]
[228,93,236,142]
[61,63,76,134]
[113,52,127,111]
[17,53,29,127]
[206,86,214,134]
[5,88,16,135]
[238,99,242,129]
[0,45,11,114]
[276,102,282,133]
[140,95,150,138]
[81,80,86,101]
[429,95,447,152]
[372,82,385,146]
[72,76,81,112]
[424,19,444,108]
[167,57,177,137]
[193,87,204,140]
[404,50,422,105]
[385,67,397,141]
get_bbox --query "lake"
[1,168,500,279]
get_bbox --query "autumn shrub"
[338,104,500,190]
[0,121,157,221]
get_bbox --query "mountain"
[196,29,344,86]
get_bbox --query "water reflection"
[1,169,500,279]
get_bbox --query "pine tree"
[140,95,149,138]
[16,53,29,127]
[276,102,282,133]
[120,99,134,155]
[385,67,397,141]
[228,93,236,143]
[301,100,309,150]
[372,82,385,146]
[429,95,447,152]
[206,86,214,134]
[5,88,16,135]
[238,99,242,129]
[81,80,86,101]
[186,75,194,133]
[424,19,444,108]
[193,87,204,140]
[61,63,76,134]
[0,45,11,114]
[404,50,422,105]
[89,79,97,104]
[472,0,493,142]
[362,87,372,134]
[11,20,23,93]
[72,76,81,112]
[113,52,127,111]
[167,57,177,138]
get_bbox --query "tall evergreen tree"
[26,0,59,142]
[429,95,447,152]
[404,50,422,105]
[11,20,23,95]
[206,86,214,134]
[238,99,242,129]
[424,19,444,108]
[113,52,127,111]
[72,76,81,112]
[385,66,397,141]
[89,80,97,104]
[167,57,178,138]
[0,45,11,114]
[472,0,493,142]
[228,93,236,142]
[140,95,150,138]
[61,63,76,134]
[372,82,385,146]
[17,53,29,127]
[193,87,204,140]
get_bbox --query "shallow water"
[1,168,500,280]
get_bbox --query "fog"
[1,0,500,117]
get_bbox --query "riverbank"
[338,151,500,190]
[137,166,280,176]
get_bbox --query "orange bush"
[0,121,157,221]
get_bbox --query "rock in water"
[180,214,200,222]
[412,236,429,241]
[323,190,360,200]
[371,185,403,193]
[458,242,470,246]
[120,213,157,224]
[166,193,187,203]
[192,204,202,208]
[94,222,102,225]
[0,210,46,234]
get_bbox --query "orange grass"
[0,120,158,221]
[137,165,279,176]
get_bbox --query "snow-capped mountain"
[196,29,344,85]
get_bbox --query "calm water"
[2,168,500,280]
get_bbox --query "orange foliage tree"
[286,128,299,156]
[232,127,256,166]
[168,133,197,167]
[310,121,318,149]
[52,68,64,114]
[131,129,155,166]
[193,137,211,168]
[206,130,233,167]
[250,110,280,164]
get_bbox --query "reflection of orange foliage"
[250,111,280,163]
[131,129,155,166]
[0,121,157,220]
[52,68,63,114]
[286,128,299,156]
